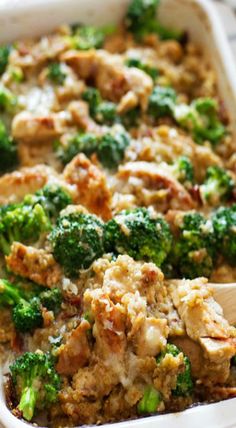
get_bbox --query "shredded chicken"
[63,153,112,220]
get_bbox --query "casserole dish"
[0,0,236,427]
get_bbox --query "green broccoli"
[95,101,117,125]
[56,129,130,169]
[39,287,62,314]
[82,87,117,125]
[0,278,62,332]
[49,212,105,277]
[125,57,158,81]
[125,0,183,41]
[24,184,72,220]
[148,86,177,118]
[137,385,162,414]
[48,62,66,85]
[174,98,225,145]
[171,156,194,187]
[0,202,51,255]
[0,278,23,306]
[69,24,113,50]
[10,352,60,421]
[212,205,236,266]
[82,87,101,116]
[0,45,11,75]
[12,297,43,333]
[0,85,17,113]
[55,132,98,165]
[199,166,234,205]
[0,120,18,174]
[157,344,193,397]
[172,212,216,279]
[104,207,172,267]
[0,279,43,332]
[97,131,130,169]
[120,106,141,128]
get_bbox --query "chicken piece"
[68,101,102,134]
[10,35,69,72]
[172,336,232,384]
[134,316,168,357]
[61,49,153,110]
[6,242,63,288]
[84,289,126,359]
[12,110,69,143]
[123,67,153,110]
[56,320,91,375]
[0,164,53,205]
[117,90,138,114]
[63,153,112,220]
[60,50,99,80]
[117,161,195,213]
[168,279,236,364]
[169,278,234,341]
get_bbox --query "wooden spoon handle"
[209,283,236,325]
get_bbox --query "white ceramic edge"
[0,1,236,427]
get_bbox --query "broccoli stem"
[0,234,11,255]
[18,386,37,421]
[0,279,22,306]
[137,386,162,414]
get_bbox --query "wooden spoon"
[209,283,236,325]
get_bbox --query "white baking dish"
[0,0,236,427]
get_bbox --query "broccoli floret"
[56,129,129,170]
[174,98,225,145]
[97,131,130,169]
[212,205,236,266]
[120,106,141,128]
[56,132,98,165]
[104,207,172,267]
[48,62,66,85]
[12,297,43,333]
[95,101,117,125]
[125,0,183,41]
[148,86,177,118]
[171,156,194,187]
[24,184,72,220]
[69,25,106,50]
[0,279,62,332]
[0,279,43,332]
[0,85,17,113]
[49,212,105,277]
[39,288,62,314]
[0,202,51,255]
[82,87,117,125]
[172,212,216,279]
[0,120,18,174]
[0,45,11,75]
[200,166,234,205]
[125,57,158,81]
[10,352,60,421]
[9,66,24,83]
[137,385,162,414]
[157,344,193,397]
[82,87,101,115]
